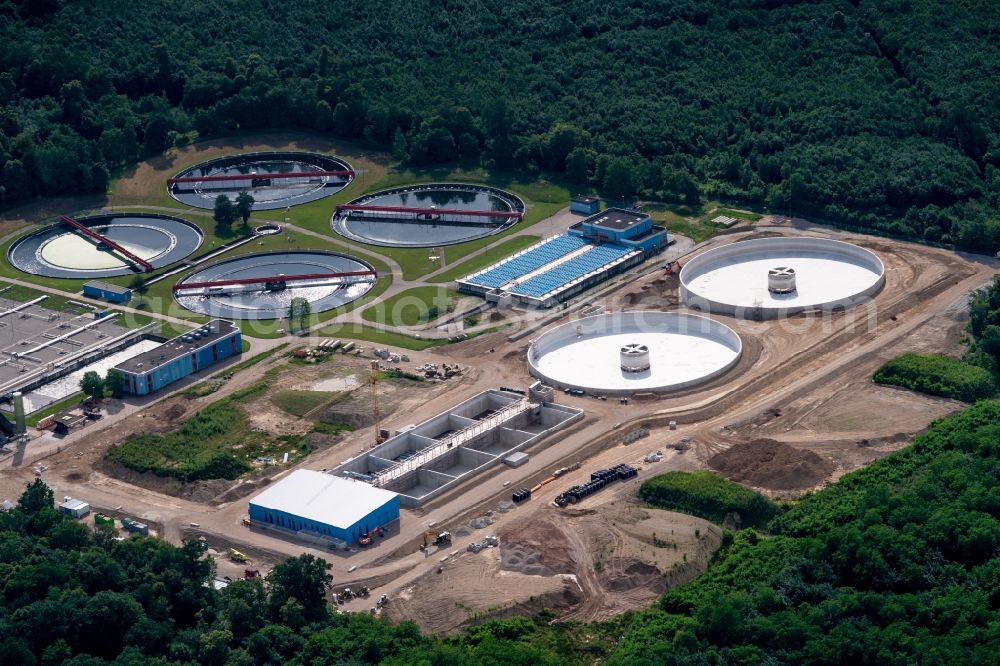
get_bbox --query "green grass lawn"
[0,282,77,310]
[271,390,337,417]
[643,202,726,243]
[361,286,459,326]
[657,204,764,243]
[710,207,763,222]
[315,322,449,351]
[27,393,84,428]
[428,235,541,283]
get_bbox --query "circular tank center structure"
[169,152,353,211]
[331,183,524,248]
[8,213,204,279]
[620,343,651,373]
[768,266,796,293]
[680,237,885,317]
[174,251,375,320]
[528,311,743,395]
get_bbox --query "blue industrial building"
[570,196,600,215]
[567,207,668,255]
[458,207,668,308]
[248,470,400,545]
[83,280,133,304]
[114,319,242,396]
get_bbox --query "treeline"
[2,1,999,251]
[0,479,612,665]
[5,406,1000,663]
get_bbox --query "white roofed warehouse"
[248,470,399,546]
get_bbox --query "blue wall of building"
[573,217,651,242]
[249,495,400,544]
[568,214,667,255]
[123,329,242,396]
[83,284,132,303]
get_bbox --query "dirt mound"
[497,516,575,573]
[163,403,188,421]
[598,557,666,594]
[500,543,554,576]
[709,438,834,490]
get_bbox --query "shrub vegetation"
[107,397,306,481]
[873,352,997,402]
[638,471,780,528]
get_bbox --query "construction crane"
[368,360,384,446]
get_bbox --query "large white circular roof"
[528,311,742,395]
[680,237,885,317]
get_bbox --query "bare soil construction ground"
[2,212,998,630]
[386,485,719,634]
[709,438,835,491]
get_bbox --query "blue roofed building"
[567,207,668,255]
[457,207,667,308]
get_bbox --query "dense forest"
[4,398,1000,664]
[623,401,1000,664]
[1,0,999,250]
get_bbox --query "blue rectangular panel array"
[510,245,634,298]
[466,236,589,288]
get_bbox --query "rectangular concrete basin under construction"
[330,389,583,507]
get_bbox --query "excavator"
[358,526,384,547]
[420,531,452,550]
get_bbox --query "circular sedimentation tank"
[174,251,376,320]
[528,311,742,395]
[8,213,203,279]
[679,237,885,318]
[168,151,353,211]
[331,183,524,248]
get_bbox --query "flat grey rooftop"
[581,207,647,231]
[115,320,237,374]
[0,295,134,389]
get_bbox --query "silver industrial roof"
[248,470,398,529]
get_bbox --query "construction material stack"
[555,464,637,507]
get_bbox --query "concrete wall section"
[527,311,743,396]
[679,237,886,318]
[329,390,584,507]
